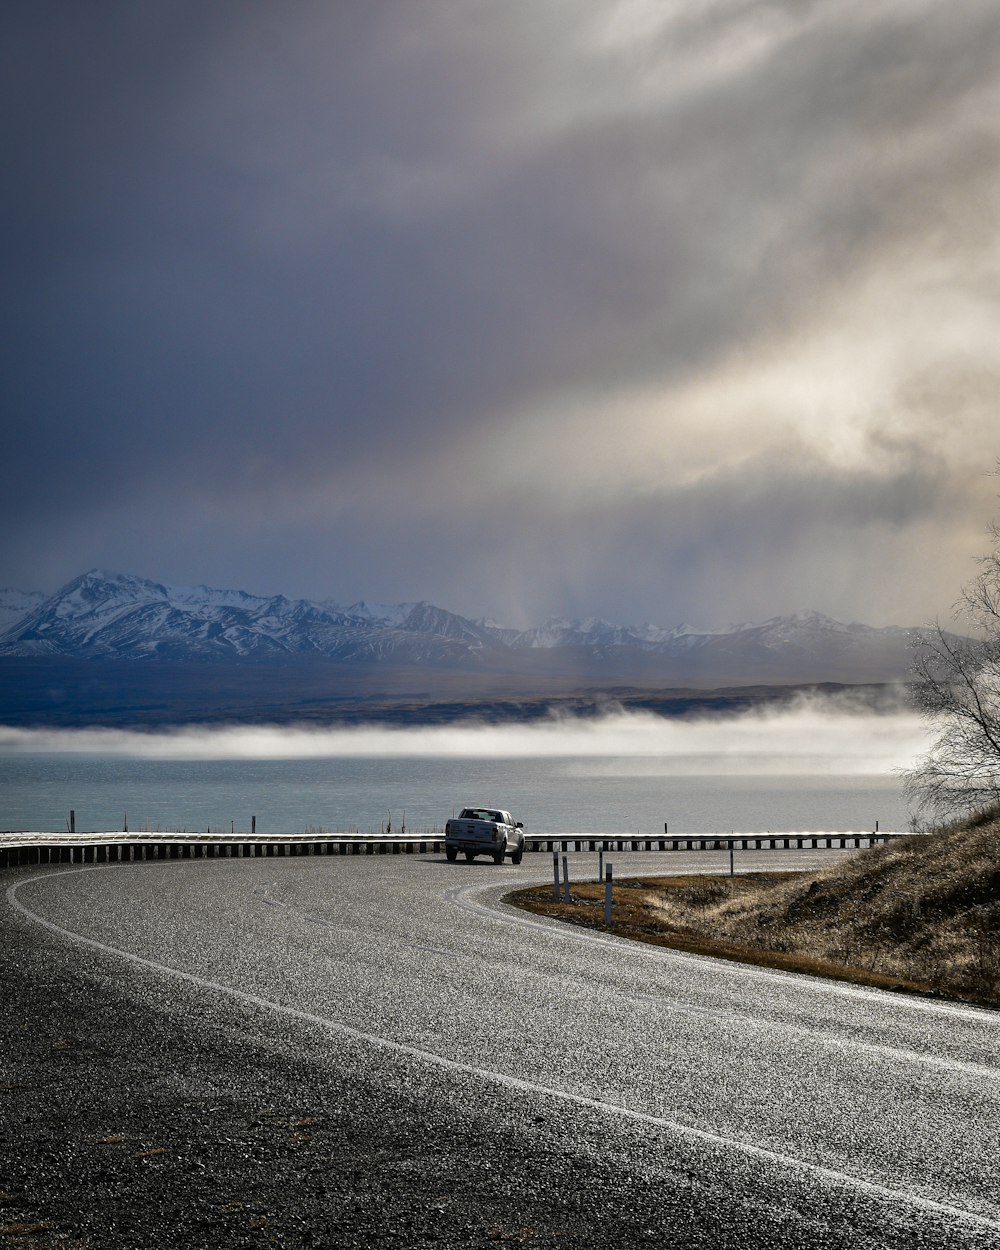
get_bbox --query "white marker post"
[598,848,604,882]
[604,863,613,926]
[562,853,570,903]
[552,850,560,900]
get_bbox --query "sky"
[3,1,1000,630]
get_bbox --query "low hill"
[514,810,1000,1008]
[653,810,999,1005]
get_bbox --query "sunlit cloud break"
[0,703,930,776]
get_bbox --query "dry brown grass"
[508,808,1000,1009]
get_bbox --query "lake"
[0,704,924,834]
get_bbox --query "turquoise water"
[0,753,910,835]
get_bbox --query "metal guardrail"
[0,829,909,870]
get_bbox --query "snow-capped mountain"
[0,570,484,666]
[0,568,922,683]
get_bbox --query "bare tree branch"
[905,491,1000,823]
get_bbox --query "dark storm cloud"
[2,1,999,624]
[303,441,955,627]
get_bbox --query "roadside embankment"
[509,809,1000,1009]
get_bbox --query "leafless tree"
[905,518,1000,824]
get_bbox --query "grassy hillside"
[511,808,1000,1008]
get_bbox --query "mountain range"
[0,569,923,682]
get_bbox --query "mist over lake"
[0,703,927,835]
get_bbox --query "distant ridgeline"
[0,569,929,727]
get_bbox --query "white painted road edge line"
[455,879,1000,1027]
[255,875,1000,1084]
[8,869,1000,1235]
[448,884,1000,1085]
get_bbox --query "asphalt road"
[3,851,999,1249]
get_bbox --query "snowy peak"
[398,602,492,646]
[339,600,418,627]
[0,570,922,682]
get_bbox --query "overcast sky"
[3,1,999,628]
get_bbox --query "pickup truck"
[445,808,525,865]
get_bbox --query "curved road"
[5,852,999,1248]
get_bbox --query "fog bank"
[0,701,929,776]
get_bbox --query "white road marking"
[458,879,1000,1026]
[259,874,1000,1083]
[8,866,1000,1236]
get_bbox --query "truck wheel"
[465,851,476,862]
[493,842,506,865]
[511,843,523,865]
[446,846,457,862]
